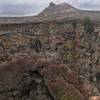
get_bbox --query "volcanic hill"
[0,2,100,23]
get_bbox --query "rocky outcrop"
[0,55,88,100]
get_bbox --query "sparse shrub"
[96,73,100,83]
[63,52,75,63]
[30,39,42,52]
[65,40,75,50]
[83,16,94,33]
[72,21,77,28]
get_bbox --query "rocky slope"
[37,2,100,21]
[0,2,99,100]
[0,21,99,100]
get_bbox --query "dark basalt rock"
[49,2,56,7]
[0,56,86,100]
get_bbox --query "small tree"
[30,39,42,52]
[72,21,77,28]
[83,16,94,33]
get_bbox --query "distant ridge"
[0,2,100,24]
[37,2,100,22]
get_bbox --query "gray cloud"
[0,0,47,16]
[77,0,100,10]
[0,4,32,16]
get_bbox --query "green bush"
[83,16,94,33]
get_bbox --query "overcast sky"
[0,0,100,16]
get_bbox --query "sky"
[0,0,100,16]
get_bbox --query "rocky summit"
[0,2,100,100]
